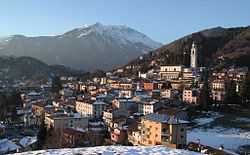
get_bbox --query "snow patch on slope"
[76,22,162,52]
[0,36,13,45]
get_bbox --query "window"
[149,140,152,144]
[155,134,158,138]
[181,128,184,132]
[180,135,184,139]
[155,127,158,130]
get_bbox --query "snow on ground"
[193,117,215,126]
[193,111,222,126]
[15,145,201,155]
[233,117,250,123]
[188,127,250,152]
[189,111,250,153]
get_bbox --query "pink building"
[212,90,225,102]
[182,88,199,104]
[111,128,127,144]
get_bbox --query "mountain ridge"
[0,56,83,81]
[123,25,250,73]
[0,23,162,71]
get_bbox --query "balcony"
[141,133,150,138]
[162,132,170,136]
[161,137,169,142]
[141,127,150,132]
[128,135,135,142]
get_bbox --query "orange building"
[32,102,45,117]
[144,82,158,91]
[140,113,188,149]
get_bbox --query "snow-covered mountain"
[14,145,201,155]
[0,22,162,71]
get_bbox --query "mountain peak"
[74,23,162,50]
[93,22,103,27]
[78,22,104,30]
[0,23,162,71]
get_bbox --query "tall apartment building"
[76,100,107,119]
[140,113,188,149]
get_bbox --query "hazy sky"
[0,0,250,44]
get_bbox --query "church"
[159,41,205,81]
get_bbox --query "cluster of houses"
[19,76,191,149]
[0,42,248,154]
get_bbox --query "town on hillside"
[0,42,250,155]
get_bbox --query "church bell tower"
[190,41,198,68]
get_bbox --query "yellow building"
[140,113,188,149]
[109,83,133,89]
[212,80,225,90]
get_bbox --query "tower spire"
[190,41,198,68]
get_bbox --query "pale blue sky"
[0,0,249,44]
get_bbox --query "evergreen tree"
[9,90,22,119]
[0,95,7,121]
[191,80,198,88]
[36,121,47,150]
[91,69,106,78]
[240,72,250,104]
[161,81,172,89]
[51,76,62,93]
[225,80,240,105]
[198,72,212,110]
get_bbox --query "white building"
[161,89,179,99]
[190,42,198,68]
[45,112,89,130]
[112,98,136,111]
[138,100,165,115]
[75,100,107,119]
[159,65,184,80]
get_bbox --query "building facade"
[140,113,188,149]
[45,113,89,130]
[76,100,107,119]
